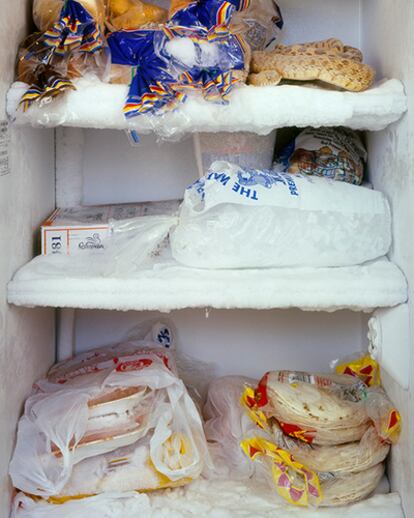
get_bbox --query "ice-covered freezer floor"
[13,479,404,517]
[7,254,408,312]
[7,78,407,135]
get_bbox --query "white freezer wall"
[73,309,369,381]
[362,1,414,517]
[0,2,55,516]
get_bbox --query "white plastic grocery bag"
[9,340,209,498]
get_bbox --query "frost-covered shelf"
[17,479,404,517]
[8,254,407,312]
[7,78,407,135]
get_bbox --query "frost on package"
[170,161,391,269]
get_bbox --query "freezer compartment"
[10,307,405,517]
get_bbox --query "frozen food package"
[244,370,371,446]
[170,161,391,269]
[9,337,209,499]
[271,423,389,475]
[230,0,283,51]
[242,436,385,507]
[40,201,180,255]
[107,0,168,30]
[274,127,367,185]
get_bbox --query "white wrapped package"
[9,340,209,498]
[170,161,391,268]
[204,376,261,480]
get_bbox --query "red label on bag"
[278,421,316,444]
[255,372,269,407]
[115,358,153,372]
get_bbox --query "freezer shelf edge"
[7,257,408,313]
[6,79,407,135]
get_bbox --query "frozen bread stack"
[242,368,400,507]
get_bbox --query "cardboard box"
[41,201,180,255]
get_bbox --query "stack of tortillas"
[256,371,388,506]
[321,464,384,507]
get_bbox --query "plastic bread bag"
[33,0,105,54]
[107,0,251,120]
[230,0,283,51]
[169,0,251,22]
[15,34,76,110]
[155,29,250,102]
[274,127,367,185]
[242,370,371,446]
[107,0,168,31]
[165,0,251,86]
[9,338,209,498]
[203,376,265,479]
[101,214,177,275]
[107,29,184,116]
[170,161,391,269]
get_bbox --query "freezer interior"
[1,0,413,516]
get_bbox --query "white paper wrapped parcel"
[169,161,391,269]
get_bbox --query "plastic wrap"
[107,0,168,30]
[33,0,105,54]
[274,127,367,185]
[103,214,176,274]
[9,337,208,499]
[332,352,381,387]
[230,0,283,51]
[332,353,401,444]
[107,29,184,116]
[193,131,276,174]
[170,161,391,269]
[203,376,262,479]
[16,34,76,110]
